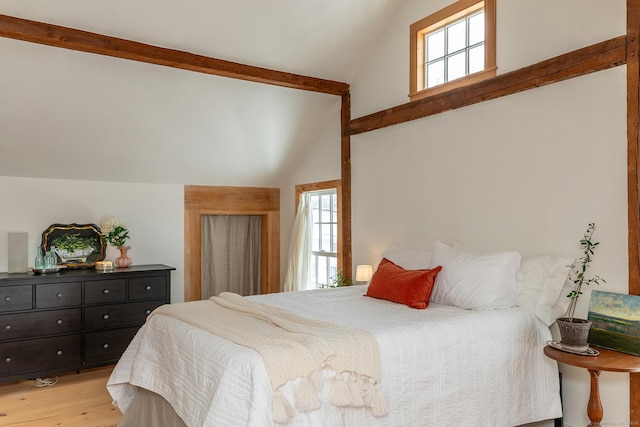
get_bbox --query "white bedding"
[107,285,562,427]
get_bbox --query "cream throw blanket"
[149,292,385,423]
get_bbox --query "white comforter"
[107,286,562,427]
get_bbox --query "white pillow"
[429,241,520,310]
[380,244,432,270]
[517,255,574,326]
[453,241,523,292]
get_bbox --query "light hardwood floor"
[0,366,121,426]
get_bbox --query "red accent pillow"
[365,258,442,309]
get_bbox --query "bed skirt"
[118,386,187,427]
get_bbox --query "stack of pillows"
[364,241,574,326]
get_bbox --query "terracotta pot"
[115,245,132,268]
[556,317,592,352]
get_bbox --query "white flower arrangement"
[100,216,130,248]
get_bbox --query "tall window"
[292,180,342,290]
[309,189,338,288]
[410,0,496,102]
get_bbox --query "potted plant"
[556,222,606,352]
[101,217,132,268]
[329,271,353,288]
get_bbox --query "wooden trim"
[353,36,626,136]
[409,0,495,99]
[184,186,280,301]
[628,1,640,425]
[410,67,496,101]
[0,14,349,96]
[341,94,352,279]
[295,179,344,273]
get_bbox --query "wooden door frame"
[184,185,280,301]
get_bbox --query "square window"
[410,0,496,100]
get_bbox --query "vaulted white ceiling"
[0,1,405,186]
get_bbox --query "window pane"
[468,12,484,45]
[331,194,337,222]
[322,227,331,252]
[331,224,337,251]
[447,52,466,81]
[468,45,484,74]
[447,20,466,54]
[329,258,338,282]
[426,29,445,61]
[320,194,331,222]
[317,256,327,287]
[426,59,444,88]
[312,223,320,251]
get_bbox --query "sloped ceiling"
[0,1,405,185]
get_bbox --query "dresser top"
[0,264,175,283]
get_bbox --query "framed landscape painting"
[587,290,640,356]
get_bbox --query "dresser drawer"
[0,334,81,377]
[84,300,165,331]
[129,276,167,300]
[0,285,32,313]
[84,279,126,304]
[0,308,81,341]
[36,282,81,309]
[84,326,139,365]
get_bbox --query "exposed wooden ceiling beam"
[349,35,627,135]
[0,14,350,96]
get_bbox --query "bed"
[107,242,569,427]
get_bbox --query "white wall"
[0,176,185,303]
[350,1,628,426]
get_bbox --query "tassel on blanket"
[329,373,352,407]
[272,390,295,424]
[364,377,376,407]
[295,377,320,411]
[348,375,365,407]
[370,381,387,417]
[308,365,324,392]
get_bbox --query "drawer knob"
[103,289,110,295]
[57,319,63,325]
[56,293,63,298]
[103,314,109,320]
[145,285,152,291]
[4,296,10,302]
[145,309,151,315]
[4,357,11,363]
[103,343,109,349]
[56,350,63,356]
[4,325,10,330]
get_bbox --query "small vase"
[115,245,132,268]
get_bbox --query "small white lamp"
[355,264,373,284]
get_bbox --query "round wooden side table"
[544,345,640,427]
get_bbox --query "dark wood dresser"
[0,264,174,383]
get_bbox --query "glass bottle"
[45,250,57,269]
[34,246,45,269]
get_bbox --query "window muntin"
[410,0,496,102]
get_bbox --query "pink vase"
[115,245,132,268]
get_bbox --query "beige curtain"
[201,215,261,298]
[283,193,312,292]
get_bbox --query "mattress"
[108,285,562,427]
